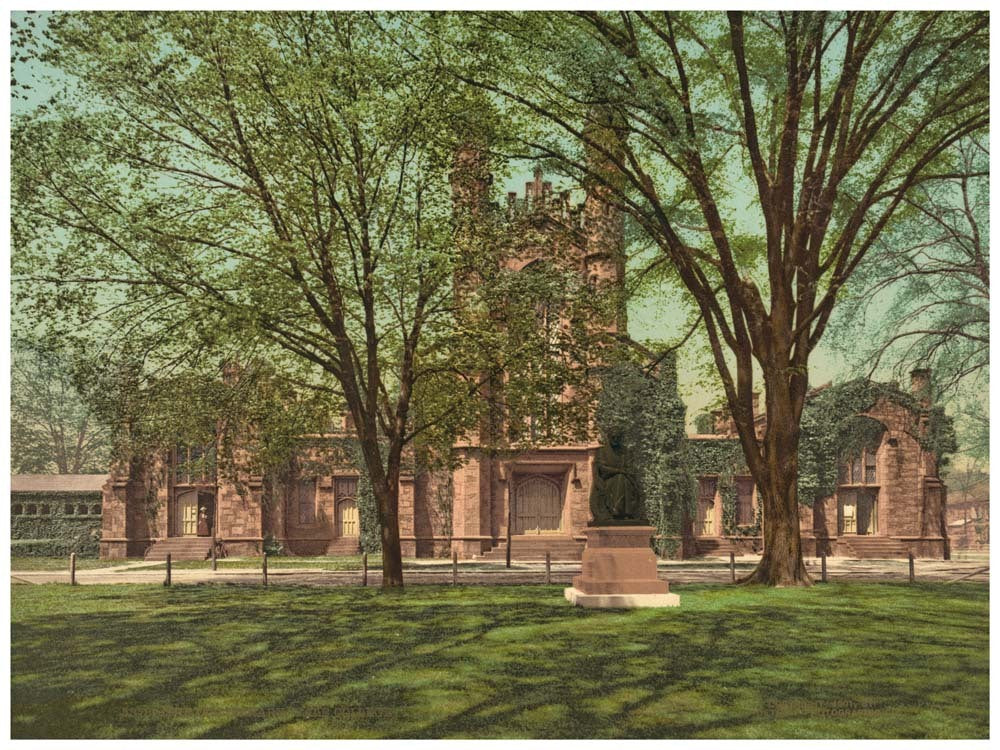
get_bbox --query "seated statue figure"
[589,429,647,525]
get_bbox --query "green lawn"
[11,582,988,739]
[9,557,140,571]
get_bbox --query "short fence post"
[211,541,217,571]
[164,553,172,587]
[821,553,828,583]
[262,552,268,587]
[545,551,551,584]
[70,552,77,586]
[729,551,735,583]
[452,549,458,585]
[909,552,915,584]
[362,552,368,587]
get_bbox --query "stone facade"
[98,159,949,562]
[690,374,951,560]
[945,472,988,552]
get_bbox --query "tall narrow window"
[736,477,755,525]
[298,478,316,524]
[698,477,718,500]
[864,449,877,484]
[697,477,717,537]
[851,457,863,485]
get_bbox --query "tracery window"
[838,446,878,486]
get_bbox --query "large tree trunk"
[374,480,405,588]
[741,472,812,586]
[739,375,812,586]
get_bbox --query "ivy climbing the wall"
[595,354,694,556]
[293,435,384,555]
[11,491,103,557]
[797,378,957,505]
[685,377,955,535]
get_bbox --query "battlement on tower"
[503,167,587,230]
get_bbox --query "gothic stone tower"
[430,148,627,561]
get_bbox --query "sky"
[7,10,969,438]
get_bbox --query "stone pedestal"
[564,526,680,608]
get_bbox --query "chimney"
[713,409,735,436]
[910,368,932,407]
[751,391,760,418]
[221,360,241,386]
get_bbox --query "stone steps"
[693,537,739,557]
[326,537,361,556]
[840,536,911,559]
[144,537,214,561]
[480,535,584,561]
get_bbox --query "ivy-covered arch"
[797,379,956,507]
[684,378,956,541]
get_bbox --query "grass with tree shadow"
[9,557,139,571]
[11,582,988,739]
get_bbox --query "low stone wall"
[221,539,262,557]
[402,537,453,558]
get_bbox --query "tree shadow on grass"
[10,582,988,739]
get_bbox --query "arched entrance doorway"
[512,475,563,534]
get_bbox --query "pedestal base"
[567,526,680,608]
[564,586,680,608]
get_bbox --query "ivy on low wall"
[11,491,103,557]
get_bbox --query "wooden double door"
[512,476,563,534]
[174,489,214,537]
[840,489,878,536]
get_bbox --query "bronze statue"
[589,429,647,525]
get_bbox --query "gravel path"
[11,557,988,586]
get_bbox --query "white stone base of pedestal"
[564,586,680,609]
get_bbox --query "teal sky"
[5,11,932,430]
